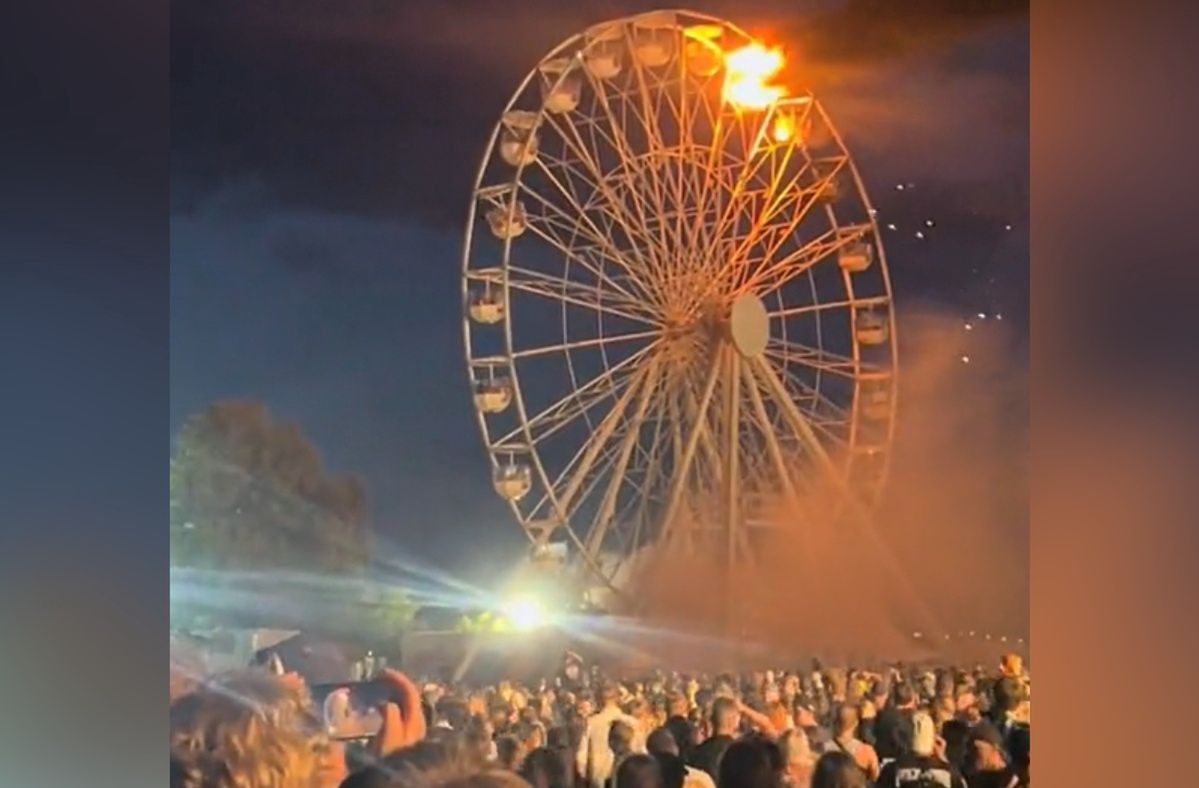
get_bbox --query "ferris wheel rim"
[461,9,898,590]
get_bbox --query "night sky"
[170,0,1029,585]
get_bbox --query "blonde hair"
[169,670,328,788]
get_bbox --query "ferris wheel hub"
[728,293,770,359]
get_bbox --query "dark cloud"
[172,0,1028,226]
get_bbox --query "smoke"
[625,306,1027,668]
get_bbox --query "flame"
[723,43,786,110]
[771,113,795,143]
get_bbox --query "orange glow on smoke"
[723,43,786,110]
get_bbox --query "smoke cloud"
[623,306,1027,670]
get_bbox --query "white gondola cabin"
[855,309,889,346]
[493,463,532,501]
[498,111,539,167]
[540,58,581,114]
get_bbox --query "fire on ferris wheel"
[462,9,897,608]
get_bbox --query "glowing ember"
[771,113,795,142]
[723,43,786,110]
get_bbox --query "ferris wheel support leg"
[555,362,650,519]
[751,355,949,641]
[741,359,807,573]
[723,345,741,571]
[658,348,723,552]
[584,359,661,559]
[750,355,852,498]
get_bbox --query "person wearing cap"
[875,711,967,788]
[963,722,1021,788]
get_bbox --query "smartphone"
[309,681,397,740]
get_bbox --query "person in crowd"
[792,705,831,756]
[939,719,972,773]
[690,697,742,780]
[717,736,785,788]
[522,745,576,788]
[610,720,638,767]
[172,642,1027,788]
[876,711,967,788]
[664,691,698,762]
[647,727,717,788]
[963,722,1022,788]
[854,700,876,749]
[872,684,917,764]
[170,670,346,788]
[579,683,643,788]
[776,728,816,788]
[495,734,526,772]
[808,752,867,788]
[613,754,665,788]
[828,704,880,783]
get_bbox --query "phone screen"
[309,682,391,740]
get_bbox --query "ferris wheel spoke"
[575,71,674,278]
[503,266,657,323]
[748,355,851,492]
[700,108,774,256]
[516,208,649,308]
[748,227,862,295]
[740,358,805,510]
[496,368,634,451]
[771,368,854,426]
[583,357,662,556]
[477,190,643,308]
[511,329,661,361]
[743,160,857,291]
[472,266,656,325]
[532,143,667,292]
[679,365,726,493]
[620,32,684,262]
[765,338,861,379]
[554,359,657,516]
[657,348,722,547]
[768,293,889,321]
[491,341,659,450]
[756,358,854,456]
[625,385,671,556]
[528,424,635,548]
[516,175,658,301]
[538,111,671,279]
[724,150,814,291]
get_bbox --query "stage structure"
[462,9,897,605]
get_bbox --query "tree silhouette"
[170,401,370,574]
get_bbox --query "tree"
[170,401,370,575]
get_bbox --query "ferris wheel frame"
[461,8,898,595]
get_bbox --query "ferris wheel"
[462,9,897,595]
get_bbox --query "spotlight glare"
[502,595,546,631]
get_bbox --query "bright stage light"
[502,595,546,631]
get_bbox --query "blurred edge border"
[0,2,1197,788]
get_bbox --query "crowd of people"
[169,651,1030,788]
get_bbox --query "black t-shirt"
[689,734,735,781]
[877,753,967,788]
[873,707,915,761]
[665,715,696,761]
[965,768,1021,788]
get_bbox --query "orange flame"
[723,43,786,110]
[772,113,795,143]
